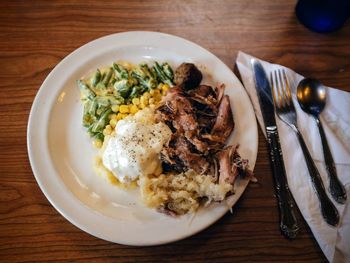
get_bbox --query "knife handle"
[266,127,299,239]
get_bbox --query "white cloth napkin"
[236,51,350,263]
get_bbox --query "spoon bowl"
[297,78,326,116]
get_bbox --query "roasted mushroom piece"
[174,63,203,90]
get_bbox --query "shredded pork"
[155,63,253,213]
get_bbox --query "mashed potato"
[138,170,233,215]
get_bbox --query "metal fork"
[271,69,339,227]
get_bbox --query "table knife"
[251,59,299,239]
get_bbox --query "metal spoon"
[297,78,347,204]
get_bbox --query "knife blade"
[251,59,299,239]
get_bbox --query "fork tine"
[283,70,291,97]
[270,71,277,105]
[282,69,292,104]
[272,68,298,131]
[274,70,281,108]
[277,69,287,107]
[281,69,295,110]
[271,70,280,109]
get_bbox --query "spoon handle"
[316,116,347,204]
[296,130,339,226]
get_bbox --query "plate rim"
[27,31,259,245]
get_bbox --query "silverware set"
[271,69,345,227]
[252,60,346,239]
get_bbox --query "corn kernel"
[111,105,119,113]
[116,113,124,120]
[143,92,150,100]
[109,113,117,120]
[152,89,160,96]
[93,139,102,148]
[154,94,163,102]
[120,113,128,119]
[119,105,129,114]
[162,84,169,92]
[132,98,140,105]
[149,104,156,110]
[130,105,139,114]
[157,83,163,90]
[140,96,149,106]
[110,119,117,128]
[140,103,146,109]
[149,89,155,95]
[103,126,112,136]
[149,98,155,105]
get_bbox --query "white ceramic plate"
[27,31,258,246]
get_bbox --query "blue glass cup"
[295,0,350,33]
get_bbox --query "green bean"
[112,91,125,104]
[83,114,95,128]
[83,114,96,128]
[132,64,158,90]
[87,123,95,135]
[114,79,132,98]
[83,99,98,128]
[131,72,154,90]
[97,95,123,106]
[162,63,174,81]
[113,63,128,79]
[129,76,138,86]
[91,109,112,133]
[110,95,124,105]
[93,78,110,97]
[95,96,111,108]
[129,85,143,99]
[150,67,158,80]
[140,64,153,78]
[102,68,113,86]
[110,77,116,86]
[78,80,96,101]
[153,62,173,86]
[85,99,97,115]
[132,66,146,79]
[91,69,101,87]
[94,132,104,141]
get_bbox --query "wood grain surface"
[1,0,349,262]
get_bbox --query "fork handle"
[296,130,339,226]
[266,127,299,239]
[315,116,347,204]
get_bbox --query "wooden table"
[1,1,349,262]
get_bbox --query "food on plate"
[78,61,253,216]
[174,63,203,90]
[139,170,234,215]
[156,83,235,175]
[78,61,174,147]
[102,108,172,183]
